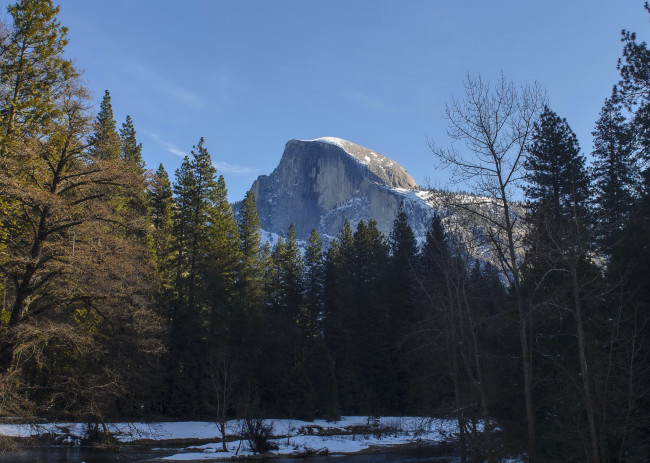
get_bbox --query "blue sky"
[37,1,650,201]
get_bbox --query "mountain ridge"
[244,137,435,244]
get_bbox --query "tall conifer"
[89,90,121,161]
[168,139,221,413]
[323,221,360,413]
[205,173,241,340]
[523,106,602,462]
[269,224,304,323]
[303,229,324,341]
[591,94,639,250]
[149,163,174,315]
[388,203,418,331]
[0,0,76,143]
[120,115,144,174]
[618,7,650,186]
[524,106,590,223]
[0,0,77,294]
[236,190,265,313]
[352,220,393,412]
[150,164,174,234]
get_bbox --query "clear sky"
[28,1,650,201]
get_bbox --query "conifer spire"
[89,90,121,160]
[0,0,76,142]
[120,115,144,173]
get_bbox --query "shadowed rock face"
[249,138,431,241]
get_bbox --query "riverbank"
[0,416,463,461]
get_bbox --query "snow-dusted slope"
[241,138,523,261]
[246,138,426,242]
[415,189,526,268]
[300,137,418,189]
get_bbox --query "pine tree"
[618,5,650,186]
[416,214,470,447]
[175,138,219,312]
[89,90,121,161]
[0,0,164,427]
[148,163,174,313]
[269,224,304,323]
[167,138,242,414]
[205,173,241,341]
[236,189,265,314]
[149,163,174,234]
[605,191,650,460]
[351,220,393,413]
[388,203,418,335]
[303,229,324,341]
[523,107,602,462]
[258,225,310,416]
[116,114,148,218]
[323,221,360,413]
[0,81,162,424]
[387,203,418,409]
[0,0,77,305]
[171,155,194,308]
[323,221,355,348]
[524,106,592,266]
[420,213,449,278]
[390,203,418,260]
[120,115,144,175]
[168,139,220,414]
[591,93,639,250]
[266,236,286,313]
[524,106,590,225]
[0,0,76,143]
[603,9,650,457]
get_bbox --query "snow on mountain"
[238,137,523,266]
[243,138,424,243]
[302,137,399,171]
[296,137,418,190]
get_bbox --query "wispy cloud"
[128,60,204,110]
[213,161,258,176]
[342,89,391,112]
[147,132,189,158]
[88,38,238,112]
[147,131,257,176]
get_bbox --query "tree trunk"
[506,200,537,463]
[572,265,601,463]
[464,291,495,463]
[518,292,537,463]
[451,347,467,463]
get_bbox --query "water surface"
[0,443,459,462]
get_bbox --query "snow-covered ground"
[0,416,461,461]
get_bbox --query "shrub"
[241,418,277,454]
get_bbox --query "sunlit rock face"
[249,137,433,243]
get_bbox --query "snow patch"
[155,416,462,461]
[302,137,351,150]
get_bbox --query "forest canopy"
[1,1,650,462]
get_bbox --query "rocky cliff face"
[248,137,435,243]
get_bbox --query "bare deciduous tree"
[209,349,236,452]
[430,72,545,462]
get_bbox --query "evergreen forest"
[1,1,650,462]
